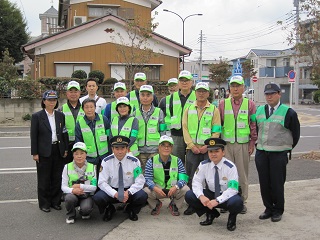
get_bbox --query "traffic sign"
[288,70,296,83]
[252,76,258,82]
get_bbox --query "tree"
[242,59,257,80]
[0,48,18,97]
[0,0,29,63]
[110,17,161,89]
[208,60,232,100]
[71,70,87,79]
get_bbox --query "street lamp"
[163,9,202,69]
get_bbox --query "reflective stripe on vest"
[164,95,171,130]
[110,101,119,122]
[129,91,139,111]
[62,103,85,141]
[187,104,217,145]
[256,104,293,151]
[67,162,95,187]
[153,154,179,189]
[135,108,161,147]
[78,115,109,158]
[170,91,196,130]
[111,116,139,156]
[221,98,250,143]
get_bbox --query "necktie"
[214,166,221,198]
[270,107,274,116]
[118,162,124,201]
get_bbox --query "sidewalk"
[102,178,320,240]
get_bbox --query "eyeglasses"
[160,144,172,149]
[179,79,191,83]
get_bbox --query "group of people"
[30,70,300,231]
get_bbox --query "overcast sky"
[11,0,297,61]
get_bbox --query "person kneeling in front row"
[185,138,243,231]
[61,142,97,224]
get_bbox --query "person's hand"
[249,146,254,155]
[122,190,130,203]
[72,188,84,195]
[207,199,219,210]
[153,186,167,197]
[191,146,200,154]
[63,151,68,158]
[199,195,210,207]
[33,154,39,162]
[168,186,177,197]
[71,184,81,189]
[199,145,208,154]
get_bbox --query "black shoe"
[227,214,237,231]
[200,213,218,226]
[51,205,62,210]
[184,206,196,215]
[103,205,116,222]
[128,210,138,221]
[40,207,50,213]
[240,205,247,214]
[259,212,272,220]
[271,213,282,222]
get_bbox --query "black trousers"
[255,149,288,215]
[36,144,64,209]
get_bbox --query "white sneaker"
[66,218,75,224]
[82,215,90,220]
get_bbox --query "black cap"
[43,90,58,99]
[110,135,130,147]
[205,138,226,150]
[264,83,281,94]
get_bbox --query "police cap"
[110,135,130,147]
[205,138,226,150]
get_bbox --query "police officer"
[60,81,85,164]
[255,83,300,222]
[93,136,147,221]
[218,75,257,213]
[61,142,97,224]
[185,138,243,231]
[144,135,189,216]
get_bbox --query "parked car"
[242,89,254,100]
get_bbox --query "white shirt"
[192,157,239,204]
[45,109,57,142]
[61,161,97,194]
[98,153,145,198]
[80,94,107,114]
[268,101,280,115]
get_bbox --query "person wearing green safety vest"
[255,83,300,223]
[158,78,179,135]
[182,82,221,216]
[159,70,196,165]
[126,72,158,112]
[75,98,111,182]
[218,75,257,214]
[59,80,84,164]
[144,135,190,216]
[185,138,243,231]
[110,97,139,156]
[104,82,127,123]
[61,142,97,224]
[133,85,166,171]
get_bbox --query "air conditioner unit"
[73,16,87,26]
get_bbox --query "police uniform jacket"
[192,157,239,204]
[98,153,145,197]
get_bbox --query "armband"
[227,180,239,190]
[133,166,142,179]
[159,123,167,132]
[130,129,138,138]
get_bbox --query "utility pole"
[199,30,203,82]
[293,0,301,105]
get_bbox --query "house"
[22,0,191,81]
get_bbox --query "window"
[55,63,91,77]
[266,59,277,67]
[283,58,290,67]
[88,7,118,18]
[129,65,160,81]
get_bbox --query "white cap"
[134,72,147,81]
[67,81,80,90]
[71,142,87,152]
[178,70,192,80]
[113,82,126,90]
[159,135,174,145]
[139,85,154,93]
[166,78,178,86]
[195,82,209,91]
[116,97,130,106]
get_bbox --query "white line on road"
[0,199,37,204]
[0,167,36,171]
[0,136,29,139]
[0,147,30,150]
[0,171,36,174]
[0,167,36,174]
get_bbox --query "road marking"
[0,167,36,174]
[0,171,36,174]
[300,136,320,138]
[0,136,29,139]
[0,199,37,204]
[0,147,30,150]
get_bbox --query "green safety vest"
[78,114,109,158]
[187,104,221,145]
[135,107,165,147]
[170,91,196,130]
[164,95,171,130]
[152,154,189,189]
[256,104,293,151]
[110,116,139,156]
[62,103,85,141]
[67,162,96,187]
[110,101,119,122]
[129,90,139,112]
[221,98,250,143]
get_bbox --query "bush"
[22,113,31,121]
[71,70,87,79]
[89,70,104,84]
[313,90,320,103]
[103,78,118,84]
[10,79,45,99]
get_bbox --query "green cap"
[134,72,146,81]
[139,85,154,93]
[159,135,174,145]
[195,82,209,91]
[166,78,178,86]
[229,75,244,85]
[116,97,130,106]
[67,81,80,91]
[72,142,87,152]
[178,70,192,80]
[113,82,126,91]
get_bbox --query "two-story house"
[22,0,191,81]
